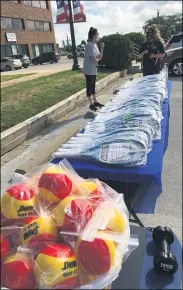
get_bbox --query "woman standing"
[138,24,165,77]
[83,27,105,111]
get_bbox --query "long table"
[51,80,172,227]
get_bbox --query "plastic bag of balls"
[1,159,139,289]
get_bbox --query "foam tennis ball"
[76,231,116,276]
[1,183,37,220]
[21,215,57,246]
[1,252,36,289]
[38,166,73,204]
[1,234,11,260]
[34,243,77,289]
[52,196,93,233]
[78,180,105,207]
[107,209,126,233]
[77,268,96,287]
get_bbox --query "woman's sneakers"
[89,102,104,112]
[89,104,97,111]
[94,102,104,108]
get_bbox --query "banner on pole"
[56,0,86,24]
[72,0,86,23]
[56,0,69,23]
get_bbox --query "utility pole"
[68,0,80,71]
[157,9,160,28]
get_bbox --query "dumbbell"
[152,226,178,274]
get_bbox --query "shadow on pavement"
[169,76,182,83]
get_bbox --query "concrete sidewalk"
[1,75,131,190]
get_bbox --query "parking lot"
[1,56,84,76]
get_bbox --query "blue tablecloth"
[139,227,182,289]
[51,80,172,214]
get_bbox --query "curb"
[1,71,121,156]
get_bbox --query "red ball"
[76,232,116,276]
[53,196,93,233]
[38,167,73,205]
[1,252,36,289]
[1,234,10,261]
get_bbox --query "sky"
[51,1,182,46]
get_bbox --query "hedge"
[98,34,133,70]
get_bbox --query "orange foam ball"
[52,196,93,233]
[34,243,77,289]
[1,234,11,261]
[38,166,73,204]
[1,252,36,289]
[21,215,58,247]
[76,231,116,276]
[1,183,37,220]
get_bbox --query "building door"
[35,44,40,56]
[12,45,18,55]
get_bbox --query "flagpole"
[68,0,80,70]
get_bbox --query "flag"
[56,0,86,24]
[56,0,69,23]
[72,0,86,23]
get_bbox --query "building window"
[24,0,48,9]
[35,21,44,30]
[1,1,20,2]
[43,22,51,31]
[40,0,47,9]
[13,18,24,29]
[27,20,35,31]
[1,17,24,30]
[1,17,12,29]
[32,1,40,8]
[27,20,51,31]
[24,0,31,5]
[32,43,54,57]
[1,44,29,58]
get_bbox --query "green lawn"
[1,73,36,82]
[1,70,109,132]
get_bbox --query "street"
[1,56,84,76]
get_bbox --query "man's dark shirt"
[139,40,165,75]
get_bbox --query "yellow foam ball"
[107,209,125,233]
[34,243,77,289]
[21,215,58,246]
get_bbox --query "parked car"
[162,46,182,76]
[165,32,183,50]
[0,57,22,71]
[32,52,59,65]
[67,48,85,59]
[9,54,31,68]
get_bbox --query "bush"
[124,32,145,61]
[98,34,133,70]
[124,32,145,48]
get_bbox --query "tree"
[143,13,182,42]
[124,32,145,48]
[98,34,133,69]
[81,40,86,45]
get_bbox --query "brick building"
[1,0,57,58]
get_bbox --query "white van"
[165,32,183,50]
[67,48,85,59]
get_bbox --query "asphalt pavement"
[139,76,182,242]
[1,57,83,76]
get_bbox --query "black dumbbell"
[152,226,178,274]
